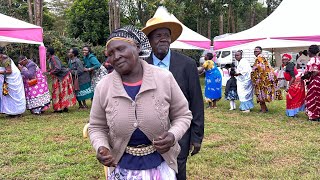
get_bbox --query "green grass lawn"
[1,77,320,179]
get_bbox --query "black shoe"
[63,108,69,112]
[8,114,22,118]
[53,110,63,113]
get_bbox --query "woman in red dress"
[282,54,305,117]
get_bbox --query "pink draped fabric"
[214,38,265,50]
[178,40,211,49]
[0,28,43,42]
[272,35,320,42]
[214,35,320,50]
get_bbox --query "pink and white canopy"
[0,13,46,72]
[214,0,320,52]
[153,7,211,50]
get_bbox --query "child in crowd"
[225,68,238,110]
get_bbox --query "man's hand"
[189,142,201,156]
[153,132,175,154]
[96,146,117,167]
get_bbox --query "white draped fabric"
[236,58,254,102]
[0,60,26,115]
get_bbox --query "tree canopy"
[66,0,109,46]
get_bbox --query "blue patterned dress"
[203,60,222,101]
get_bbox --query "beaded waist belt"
[125,145,156,156]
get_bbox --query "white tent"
[0,13,46,72]
[214,0,320,66]
[153,7,211,50]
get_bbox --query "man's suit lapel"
[169,51,179,77]
[145,55,153,65]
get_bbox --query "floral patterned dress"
[48,55,76,111]
[251,55,282,102]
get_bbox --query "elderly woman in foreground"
[88,26,192,179]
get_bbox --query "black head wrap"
[107,25,152,57]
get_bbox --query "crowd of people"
[199,45,320,122]
[1,18,320,180]
[0,45,109,117]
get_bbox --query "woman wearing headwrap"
[88,25,192,179]
[18,55,51,114]
[68,48,94,109]
[302,45,320,121]
[281,53,305,117]
[198,52,222,108]
[251,46,282,113]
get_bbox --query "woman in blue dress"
[199,52,222,108]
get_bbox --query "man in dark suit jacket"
[142,17,204,180]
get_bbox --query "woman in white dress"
[234,50,254,112]
[0,47,26,117]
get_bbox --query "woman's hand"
[97,146,117,167]
[153,132,175,154]
[18,64,23,71]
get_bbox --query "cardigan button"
[133,122,138,128]
[131,102,135,107]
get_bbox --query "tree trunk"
[266,0,272,15]
[114,0,120,30]
[109,0,114,33]
[219,14,224,35]
[109,0,120,33]
[8,0,12,7]
[197,17,200,34]
[40,0,43,26]
[231,7,236,33]
[250,4,256,27]
[227,3,231,33]
[27,0,33,24]
[34,0,42,26]
[207,19,211,40]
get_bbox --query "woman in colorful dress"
[0,48,26,117]
[82,46,108,91]
[46,47,76,113]
[302,45,320,121]
[89,26,191,179]
[18,56,51,114]
[234,50,254,112]
[251,46,282,113]
[68,48,94,109]
[199,52,222,108]
[281,53,305,117]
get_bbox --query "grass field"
[1,77,320,179]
